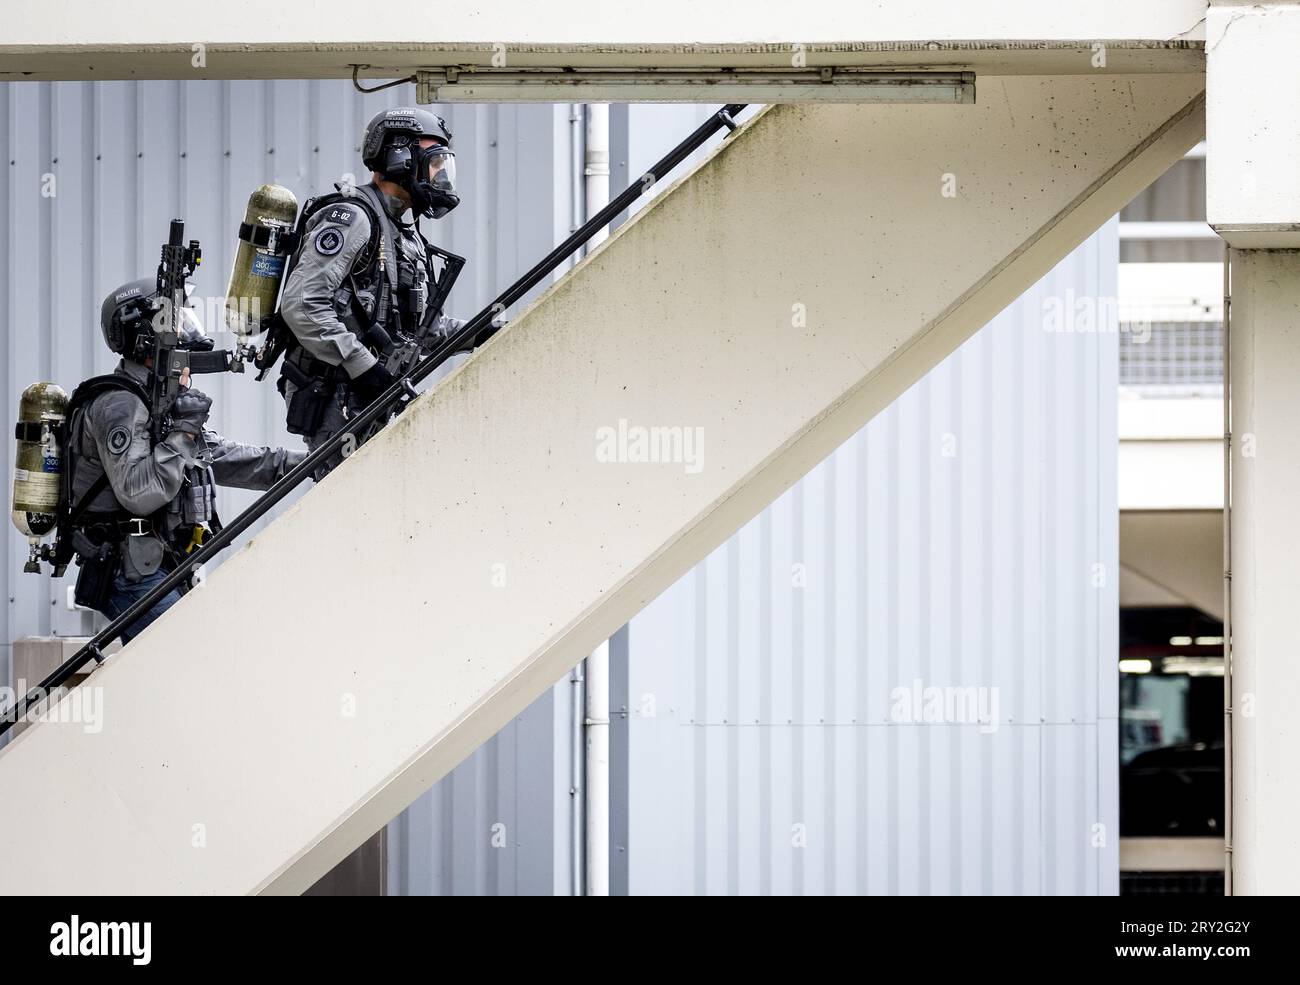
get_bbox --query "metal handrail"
[0,104,747,737]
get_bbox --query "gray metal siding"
[623,220,1121,895]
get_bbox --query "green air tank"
[11,382,69,538]
[225,183,299,340]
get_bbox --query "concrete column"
[1207,0,1300,895]
[1208,1,1300,248]
[1227,249,1300,895]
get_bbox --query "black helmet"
[361,107,459,219]
[100,278,210,362]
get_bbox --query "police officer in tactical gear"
[278,106,493,479]
[67,279,304,641]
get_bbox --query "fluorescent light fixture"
[1169,636,1193,646]
[417,69,975,104]
[1194,635,1224,646]
[1119,659,1153,674]
[1162,656,1225,677]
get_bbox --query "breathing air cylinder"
[225,183,299,340]
[11,382,69,539]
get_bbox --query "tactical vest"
[282,185,429,379]
[64,374,216,542]
[64,375,151,523]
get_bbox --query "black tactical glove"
[169,388,212,437]
[350,361,396,408]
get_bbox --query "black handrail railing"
[0,104,747,738]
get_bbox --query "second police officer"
[277,106,495,478]
[66,280,305,640]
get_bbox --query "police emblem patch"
[107,425,131,455]
[315,227,345,256]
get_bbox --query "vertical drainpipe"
[584,103,612,898]
[585,104,611,248]
[570,660,586,896]
[568,102,587,898]
[586,640,611,897]
[1222,245,1234,895]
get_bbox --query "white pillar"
[1206,0,1300,894]
[1207,1,1300,248]
[1227,249,1300,895]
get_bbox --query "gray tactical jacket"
[70,359,304,526]
[279,181,465,379]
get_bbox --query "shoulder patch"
[315,227,346,257]
[321,204,358,227]
[107,425,132,456]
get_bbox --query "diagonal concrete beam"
[0,73,1204,894]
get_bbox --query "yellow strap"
[184,525,206,555]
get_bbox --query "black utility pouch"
[73,546,119,611]
[120,534,165,583]
[285,379,332,436]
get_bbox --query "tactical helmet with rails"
[361,107,460,219]
[99,278,210,363]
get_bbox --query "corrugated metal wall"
[623,220,1120,896]
[3,84,1118,894]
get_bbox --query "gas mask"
[140,289,235,375]
[409,143,459,220]
[147,287,213,350]
[172,299,212,352]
